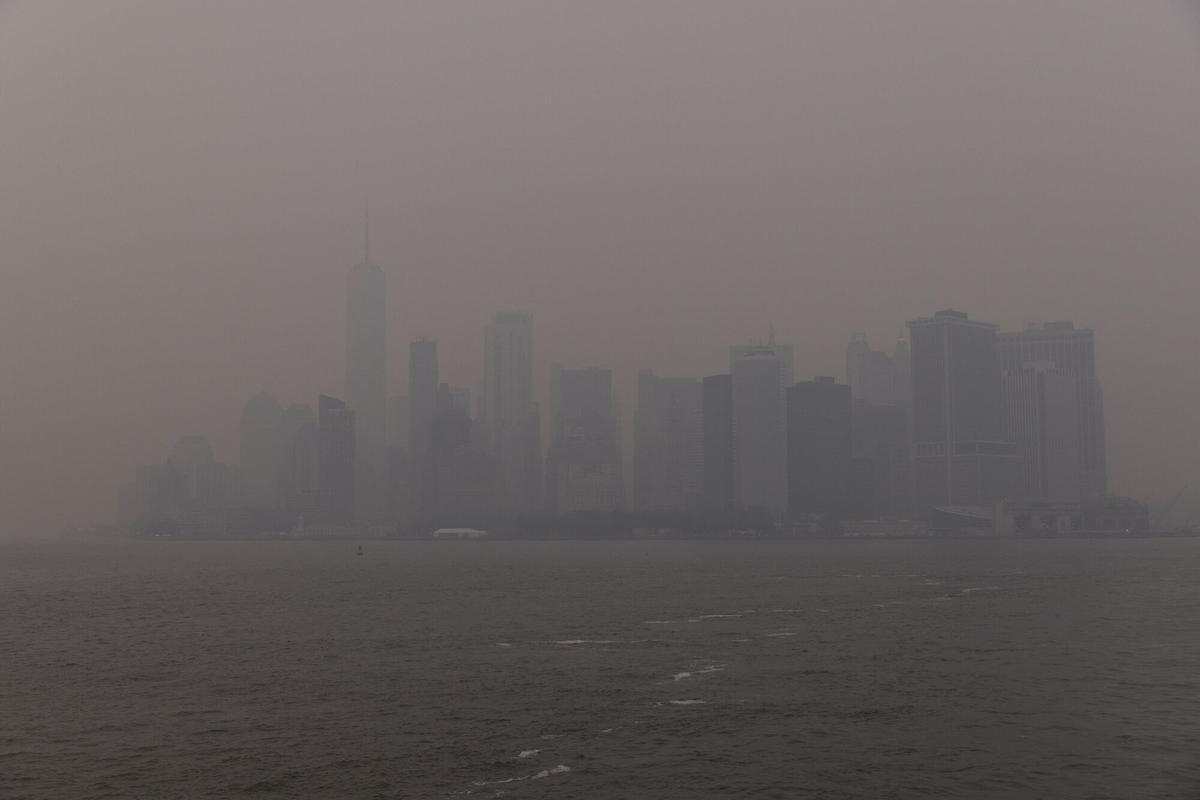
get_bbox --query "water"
[4,538,1200,798]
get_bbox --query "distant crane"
[1152,486,1188,531]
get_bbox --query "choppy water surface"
[4,538,1200,799]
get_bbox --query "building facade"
[545,366,623,513]
[481,312,541,514]
[845,333,910,407]
[907,309,1021,510]
[318,394,356,524]
[407,338,439,518]
[633,370,703,511]
[702,374,734,511]
[787,377,852,515]
[998,321,1107,498]
[239,391,285,510]
[430,383,495,519]
[345,239,387,522]
[1002,361,1082,500]
[850,400,911,517]
[731,347,788,514]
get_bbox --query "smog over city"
[4,2,1200,798]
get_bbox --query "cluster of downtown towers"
[120,251,1109,532]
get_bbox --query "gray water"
[4,538,1199,799]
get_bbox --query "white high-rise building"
[345,214,387,522]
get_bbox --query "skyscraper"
[407,338,439,517]
[907,309,1021,510]
[731,347,788,514]
[787,377,852,515]
[845,333,904,406]
[1002,361,1082,500]
[545,366,623,513]
[892,336,911,410]
[997,321,1107,498]
[281,403,318,518]
[730,331,794,388]
[851,400,910,517]
[318,394,355,523]
[481,312,541,514]
[345,215,387,521]
[633,370,703,511]
[239,391,285,510]
[430,383,495,518]
[702,374,734,510]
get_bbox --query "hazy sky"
[2,1,1199,534]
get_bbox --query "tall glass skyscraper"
[345,218,387,522]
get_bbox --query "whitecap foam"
[668,699,707,706]
[470,763,571,788]
[767,632,796,637]
[518,749,540,759]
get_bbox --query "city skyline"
[3,2,1200,534]
[115,259,1141,534]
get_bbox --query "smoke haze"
[2,1,1199,534]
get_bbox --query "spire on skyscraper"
[362,199,371,267]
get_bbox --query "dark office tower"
[545,366,623,513]
[430,384,495,518]
[389,395,410,450]
[345,216,387,522]
[907,309,1021,510]
[317,394,356,523]
[281,403,318,517]
[851,401,911,516]
[892,336,911,410]
[239,391,285,510]
[481,312,541,514]
[387,394,410,521]
[408,340,439,458]
[732,347,788,514]
[845,333,899,406]
[731,329,794,388]
[845,333,870,398]
[787,377,852,515]
[167,435,238,511]
[1002,361,1082,500]
[702,374,734,510]
[633,370,703,511]
[997,321,1107,498]
[407,338,439,517]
